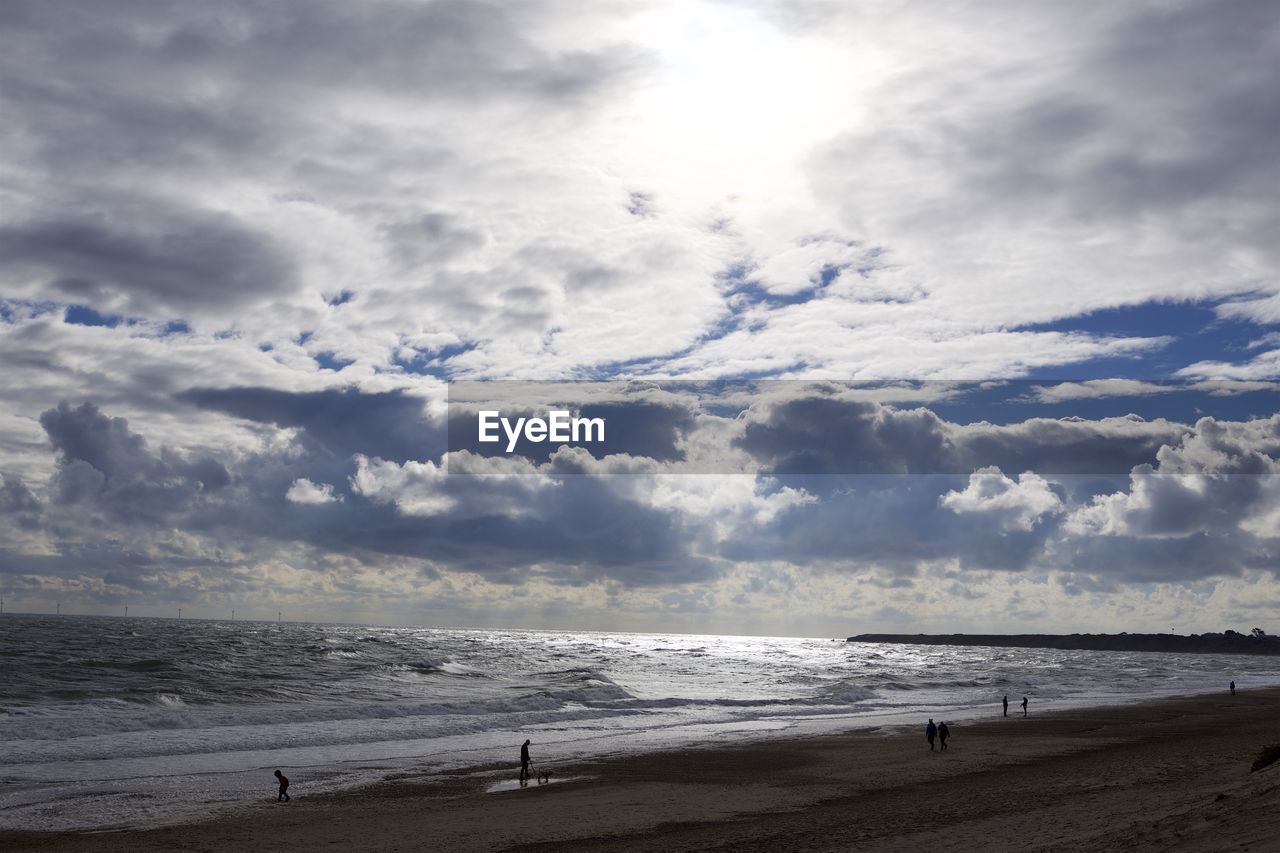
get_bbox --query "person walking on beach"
[520,739,532,781]
[274,769,290,802]
[1002,695,1008,717]
[926,719,937,751]
[938,721,950,751]
[1021,696,1028,716]
[1230,680,1236,696]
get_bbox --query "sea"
[5,613,1280,832]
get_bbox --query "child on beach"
[274,769,290,802]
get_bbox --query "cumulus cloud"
[1065,416,1280,538]
[350,456,453,517]
[285,478,341,504]
[38,401,229,517]
[941,468,1063,532]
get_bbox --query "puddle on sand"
[486,776,586,793]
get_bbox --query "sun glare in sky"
[619,3,871,202]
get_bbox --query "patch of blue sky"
[0,299,53,322]
[313,351,355,371]
[721,263,842,312]
[64,304,124,327]
[1014,299,1276,381]
[61,303,191,337]
[390,341,478,379]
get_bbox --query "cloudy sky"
[1,0,1278,635]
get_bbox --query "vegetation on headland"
[847,628,1280,655]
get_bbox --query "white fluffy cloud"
[349,456,454,517]
[286,478,341,504]
[941,467,1063,532]
[1065,416,1280,538]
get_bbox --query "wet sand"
[5,688,1280,852]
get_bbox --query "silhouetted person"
[1022,696,1028,716]
[520,739,531,781]
[926,718,937,751]
[938,721,950,751]
[274,769,290,802]
[1003,695,1008,717]
[1230,680,1236,695]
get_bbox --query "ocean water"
[4,614,1280,831]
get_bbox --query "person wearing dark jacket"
[520,739,532,781]
[938,721,950,751]
[274,769,290,802]
[925,719,937,751]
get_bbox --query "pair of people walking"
[1002,695,1028,717]
[925,719,950,751]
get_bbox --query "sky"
[1,0,1278,636]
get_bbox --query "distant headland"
[847,630,1280,656]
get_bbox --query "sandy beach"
[5,688,1280,853]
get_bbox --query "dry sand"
[5,688,1280,852]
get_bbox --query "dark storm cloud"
[6,393,716,590]
[1050,533,1277,584]
[736,398,956,475]
[38,402,228,519]
[0,474,40,513]
[180,386,444,464]
[736,395,1185,477]
[0,208,294,317]
[170,449,717,589]
[333,473,718,587]
[956,416,1188,478]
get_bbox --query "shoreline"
[6,686,1280,852]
